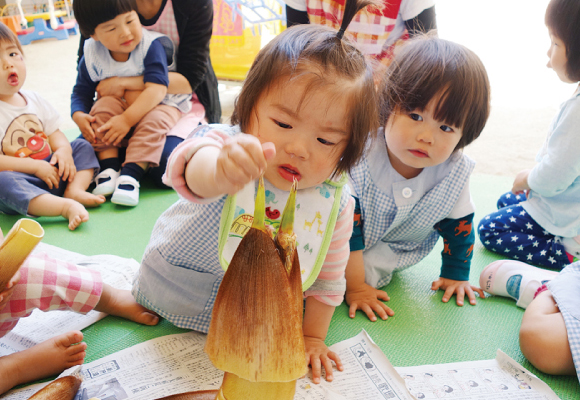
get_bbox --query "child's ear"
[90,33,99,42]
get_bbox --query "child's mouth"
[278,165,301,183]
[409,149,428,158]
[7,72,18,86]
[122,40,134,46]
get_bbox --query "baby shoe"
[479,260,558,308]
[92,168,120,196]
[111,175,140,207]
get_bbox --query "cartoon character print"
[1,114,51,159]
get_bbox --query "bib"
[218,176,347,290]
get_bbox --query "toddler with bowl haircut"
[71,0,190,206]
[346,35,491,321]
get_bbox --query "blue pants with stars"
[477,192,569,270]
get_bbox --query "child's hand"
[431,277,485,306]
[345,283,394,321]
[50,147,76,182]
[96,77,126,99]
[72,112,97,144]
[215,135,276,195]
[0,270,20,310]
[34,160,60,189]
[304,336,343,384]
[98,114,132,146]
[512,169,531,195]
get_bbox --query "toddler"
[132,0,379,384]
[71,0,191,206]
[0,23,103,231]
[477,0,580,270]
[346,35,491,321]
[0,227,159,395]
[478,0,580,384]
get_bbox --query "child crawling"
[0,227,158,395]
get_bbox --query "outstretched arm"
[434,214,484,306]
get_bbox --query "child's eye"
[9,52,18,57]
[274,120,292,129]
[440,125,454,133]
[317,138,335,146]
[409,113,423,121]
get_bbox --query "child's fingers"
[261,142,276,160]
[321,355,335,382]
[361,303,379,322]
[455,287,465,306]
[376,290,390,301]
[441,286,455,303]
[328,350,343,371]
[308,356,322,384]
[348,302,358,319]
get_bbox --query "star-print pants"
[477,192,570,270]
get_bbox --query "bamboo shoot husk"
[27,375,81,400]
[0,219,44,290]
[205,179,306,383]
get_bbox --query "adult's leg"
[519,290,575,375]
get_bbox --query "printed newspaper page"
[0,329,560,400]
[396,350,560,400]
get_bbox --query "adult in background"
[285,0,437,67]
[77,0,221,188]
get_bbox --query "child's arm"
[303,296,343,383]
[96,72,193,99]
[345,250,393,321]
[0,155,59,189]
[71,57,98,143]
[96,82,167,147]
[512,169,531,195]
[48,130,76,182]
[184,133,275,198]
[432,213,485,306]
[344,197,392,321]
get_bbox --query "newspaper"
[396,351,560,400]
[0,329,560,400]
[0,243,139,356]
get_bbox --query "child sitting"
[71,0,191,206]
[478,0,580,384]
[0,23,103,231]
[0,227,159,395]
[346,35,491,321]
[132,0,379,384]
[477,0,580,271]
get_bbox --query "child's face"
[91,11,143,62]
[247,76,350,191]
[384,98,463,179]
[547,29,573,83]
[0,40,25,102]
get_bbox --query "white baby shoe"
[111,175,140,207]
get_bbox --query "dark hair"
[545,0,580,81]
[379,34,490,151]
[230,0,380,175]
[73,0,138,37]
[0,23,23,54]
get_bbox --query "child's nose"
[417,128,434,143]
[285,137,308,159]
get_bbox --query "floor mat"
[1,173,578,399]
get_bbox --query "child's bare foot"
[0,331,86,395]
[96,284,159,326]
[66,189,106,208]
[61,199,89,230]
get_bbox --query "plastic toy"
[13,0,78,45]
